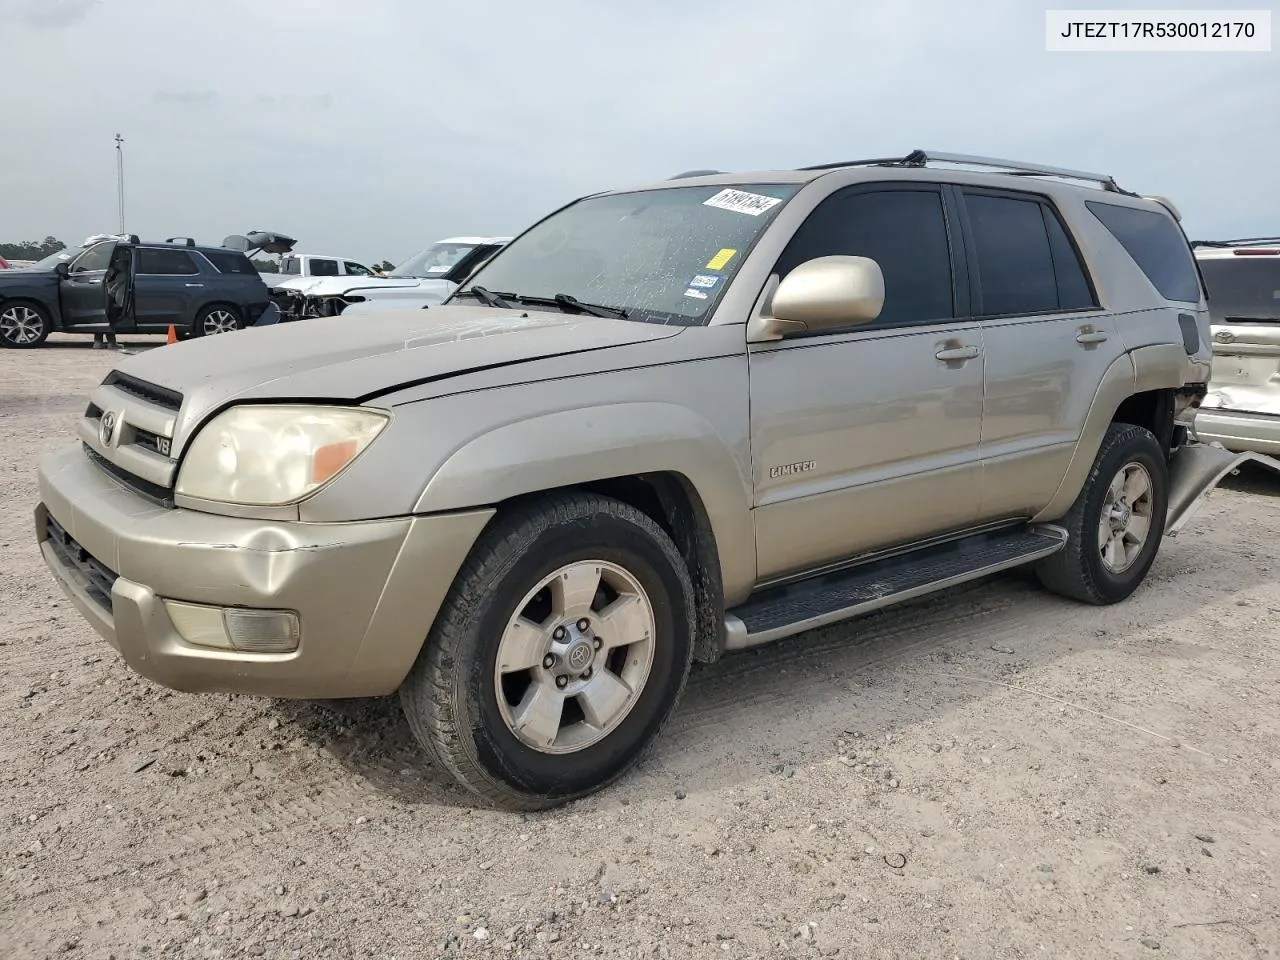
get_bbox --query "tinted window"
[1197,258,1280,322]
[137,248,200,275]
[965,194,1059,316]
[203,251,256,275]
[70,242,114,273]
[1045,209,1096,310]
[310,258,339,276]
[1087,201,1201,302]
[774,188,954,325]
[344,261,372,276]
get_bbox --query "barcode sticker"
[703,189,782,217]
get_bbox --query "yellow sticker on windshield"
[706,248,736,270]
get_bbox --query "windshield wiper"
[514,293,626,319]
[456,286,517,309]
[552,294,628,319]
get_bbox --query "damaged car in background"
[272,236,509,321]
[1191,237,1280,455]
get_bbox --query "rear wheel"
[400,492,695,809]
[192,304,243,337]
[0,300,51,348]
[1036,422,1168,604]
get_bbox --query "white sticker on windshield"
[703,188,782,217]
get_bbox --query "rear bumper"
[36,443,493,699]
[1193,408,1280,456]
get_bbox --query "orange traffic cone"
[166,324,177,345]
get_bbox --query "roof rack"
[165,236,197,247]
[799,149,1132,194]
[1191,237,1280,248]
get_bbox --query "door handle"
[1076,327,1109,345]
[935,344,980,362]
[184,283,204,288]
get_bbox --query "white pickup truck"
[262,252,377,291]
[274,236,509,320]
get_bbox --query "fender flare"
[1032,344,1188,522]
[412,402,757,601]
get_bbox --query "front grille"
[44,514,118,613]
[83,444,174,508]
[102,371,183,412]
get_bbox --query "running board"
[723,525,1067,650]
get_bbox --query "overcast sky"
[1,0,1275,264]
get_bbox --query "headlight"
[175,405,389,505]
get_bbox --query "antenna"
[114,134,126,234]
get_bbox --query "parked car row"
[0,232,289,348]
[269,236,510,320]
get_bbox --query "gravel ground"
[2,334,1279,960]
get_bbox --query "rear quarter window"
[1086,201,1201,303]
[203,251,257,275]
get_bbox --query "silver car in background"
[1193,238,1280,454]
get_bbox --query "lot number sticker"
[706,248,737,270]
[703,189,782,216]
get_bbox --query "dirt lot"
[2,334,1279,960]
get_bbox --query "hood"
[110,304,686,442]
[294,275,435,298]
[0,269,58,287]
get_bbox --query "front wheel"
[1036,422,1169,605]
[400,492,696,809]
[0,300,51,348]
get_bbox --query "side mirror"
[749,255,885,341]
[55,262,70,278]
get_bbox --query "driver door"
[58,241,116,328]
[749,183,986,581]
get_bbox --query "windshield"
[282,258,301,275]
[389,242,478,278]
[455,183,800,324]
[1200,258,1280,322]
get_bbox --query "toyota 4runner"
[34,150,1280,809]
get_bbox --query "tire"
[191,304,243,338]
[0,300,51,348]
[400,492,696,809]
[1036,422,1169,605]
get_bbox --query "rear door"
[133,247,204,330]
[58,241,116,327]
[960,186,1122,520]
[1198,252,1280,415]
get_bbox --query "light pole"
[114,133,125,234]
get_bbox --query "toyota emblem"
[1214,329,1235,344]
[100,411,118,447]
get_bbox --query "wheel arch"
[411,402,756,636]
[1033,344,1185,522]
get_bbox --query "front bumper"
[35,443,493,698]
[1193,407,1280,456]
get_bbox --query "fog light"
[223,609,300,653]
[163,600,300,653]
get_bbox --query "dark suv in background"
[0,235,280,348]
